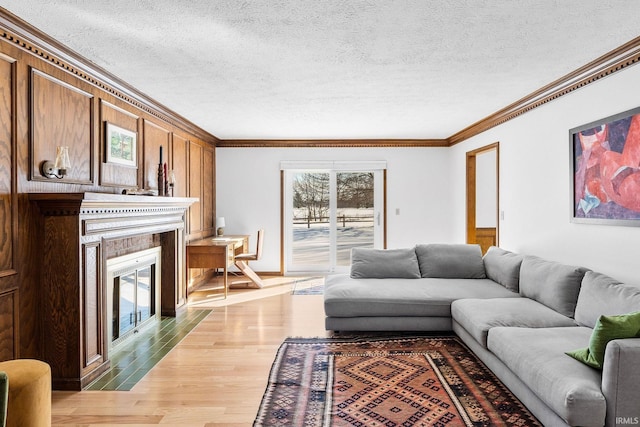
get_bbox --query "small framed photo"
[105,122,137,167]
[570,106,640,225]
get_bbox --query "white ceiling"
[2,1,640,140]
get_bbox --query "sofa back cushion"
[415,243,486,279]
[519,255,588,318]
[574,271,640,328]
[482,246,524,292]
[350,247,421,279]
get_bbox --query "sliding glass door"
[283,162,385,273]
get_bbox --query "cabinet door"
[202,146,215,235]
[172,134,188,198]
[188,141,203,235]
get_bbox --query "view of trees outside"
[292,172,375,267]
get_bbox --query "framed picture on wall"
[570,106,640,225]
[105,122,137,167]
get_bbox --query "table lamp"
[216,217,226,236]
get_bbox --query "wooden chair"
[232,229,265,288]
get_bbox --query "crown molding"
[0,7,219,144]
[216,139,449,148]
[448,35,640,146]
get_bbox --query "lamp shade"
[54,146,71,170]
[216,217,226,228]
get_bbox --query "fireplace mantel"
[30,192,198,390]
[30,191,198,215]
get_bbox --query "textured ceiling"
[1,1,640,140]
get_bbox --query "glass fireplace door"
[112,264,155,343]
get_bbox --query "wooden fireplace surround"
[30,192,197,390]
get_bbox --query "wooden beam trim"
[0,9,219,144]
[216,139,449,148]
[449,36,640,146]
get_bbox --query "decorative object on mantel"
[40,145,71,179]
[105,122,137,167]
[168,170,176,197]
[216,217,225,236]
[122,188,158,196]
[163,162,169,196]
[157,145,165,196]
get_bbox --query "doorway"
[466,143,499,253]
[282,161,386,274]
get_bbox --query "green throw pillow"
[566,311,640,369]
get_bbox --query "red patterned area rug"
[254,336,541,427]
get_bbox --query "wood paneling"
[0,290,17,360]
[31,69,93,184]
[476,228,497,255]
[171,133,188,198]
[188,141,203,235]
[0,50,18,361]
[99,100,139,188]
[42,214,85,389]
[160,230,187,315]
[143,120,170,192]
[82,243,103,370]
[0,54,14,275]
[202,145,214,235]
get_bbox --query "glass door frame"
[281,161,387,274]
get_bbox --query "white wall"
[450,64,640,284]
[216,147,455,272]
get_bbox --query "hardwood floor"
[51,277,329,426]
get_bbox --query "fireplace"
[106,247,162,351]
[31,192,198,390]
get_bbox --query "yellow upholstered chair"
[0,360,51,427]
[0,371,7,427]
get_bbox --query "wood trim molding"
[216,139,449,148]
[449,36,640,146]
[0,9,219,144]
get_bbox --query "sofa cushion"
[487,326,606,426]
[482,246,523,292]
[350,247,421,279]
[566,311,640,369]
[324,274,519,318]
[452,297,576,348]
[574,271,640,328]
[415,243,486,279]
[519,255,588,318]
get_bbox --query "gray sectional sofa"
[323,244,640,427]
